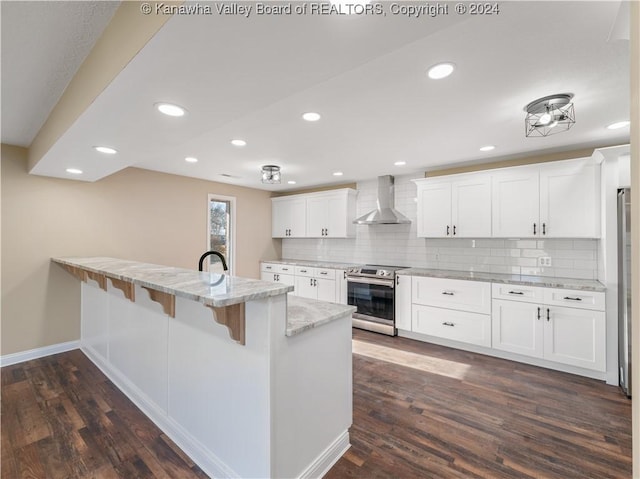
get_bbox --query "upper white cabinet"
[306,190,357,238]
[492,157,600,238]
[271,189,357,239]
[272,197,306,238]
[414,174,491,238]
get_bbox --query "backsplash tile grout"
[282,174,599,280]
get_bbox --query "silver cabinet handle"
[442,322,455,327]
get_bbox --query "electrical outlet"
[539,256,552,267]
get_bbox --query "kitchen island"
[53,257,355,479]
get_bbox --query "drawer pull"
[508,291,524,295]
[563,296,582,301]
[282,268,289,271]
[442,291,455,296]
[442,322,455,327]
[300,269,307,273]
[537,307,541,320]
[320,271,328,275]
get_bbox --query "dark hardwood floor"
[1,331,632,478]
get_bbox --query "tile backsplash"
[282,174,598,280]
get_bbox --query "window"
[207,195,235,275]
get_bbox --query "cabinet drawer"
[492,283,544,304]
[543,288,605,311]
[276,264,294,274]
[294,266,316,277]
[261,262,278,273]
[315,268,336,280]
[413,305,491,347]
[412,277,491,314]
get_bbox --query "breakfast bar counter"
[53,257,354,479]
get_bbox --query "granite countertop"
[397,268,605,292]
[53,257,293,308]
[262,259,363,270]
[286,296,356,337]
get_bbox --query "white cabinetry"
[492,284,605,372]
[306,190,357,238]
[272,197,306,238]
[411,277,492,347]
[492,157,600,238]
[271,189,357,239]
[261,262,347,303]
[395,274,412,331]
[414,174,491,238]
[260,263,296,290]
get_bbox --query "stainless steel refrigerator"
[618,188,632,397]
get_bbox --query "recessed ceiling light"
[607,121,630,130]
[185,157,198,163]
[94,146,117,154]
[231,139,247,147]
[427,62,455,80]
[333,171,343,176]
[288,180,297,185]
[394,161,407,166]
[66,168,83,175]
[155,102,186,117]
[479,145,495,152]
[302,112,321,122]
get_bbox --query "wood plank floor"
[1,331,632,478]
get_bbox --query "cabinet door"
[539,159,600,238]
[272,198,306,238]
[294,276,316,299]
[416,181,452,238]
[395,274,412,331]
[306,196,328,238]
[335,270,348,305]
[316,278,336,303]
[452,175,491,237]
[325,195,348,238]
[543,306,606,372]
[492,168,539,237]
[492,300,544,358]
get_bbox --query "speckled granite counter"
[263,259,363,270]
[397,268,605,292]
[286,296,355,337]
[53,256,293,308]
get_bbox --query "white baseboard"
[0,340,80,367]
[299,430,350,479]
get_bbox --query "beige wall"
[1,145,280,355]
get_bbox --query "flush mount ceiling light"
[479,145,495,152]
[185,157,198,163]
[66,168,83,175]
[525,94,575,137]
[607,120,630,130]
[94,146,117,154]
[333,171,343,176]
[231,139,247,147]
[427,62,455,80]
[155,102,186,117]
[261,165,281,184]
[394,161,406,166]
[302,112,321,122]
[288,180,297,185]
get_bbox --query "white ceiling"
[5,1,631,191]
[1,1,119,147]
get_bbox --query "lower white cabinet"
[491,284,606,372]
[395,274,412,331]
[410,277,492,347]
[413,305,491,347]
[261,262,347,304]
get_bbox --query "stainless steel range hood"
[353,175,411,225]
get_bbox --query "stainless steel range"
[346,265,406,336]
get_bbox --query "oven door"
[347,276,395,324]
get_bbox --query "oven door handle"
[347,276,394,287]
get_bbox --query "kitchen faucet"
[198,251,228,272]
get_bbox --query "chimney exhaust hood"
[353,175,411,225]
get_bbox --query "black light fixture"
[525,94,575,137]
[261,165,281,184]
